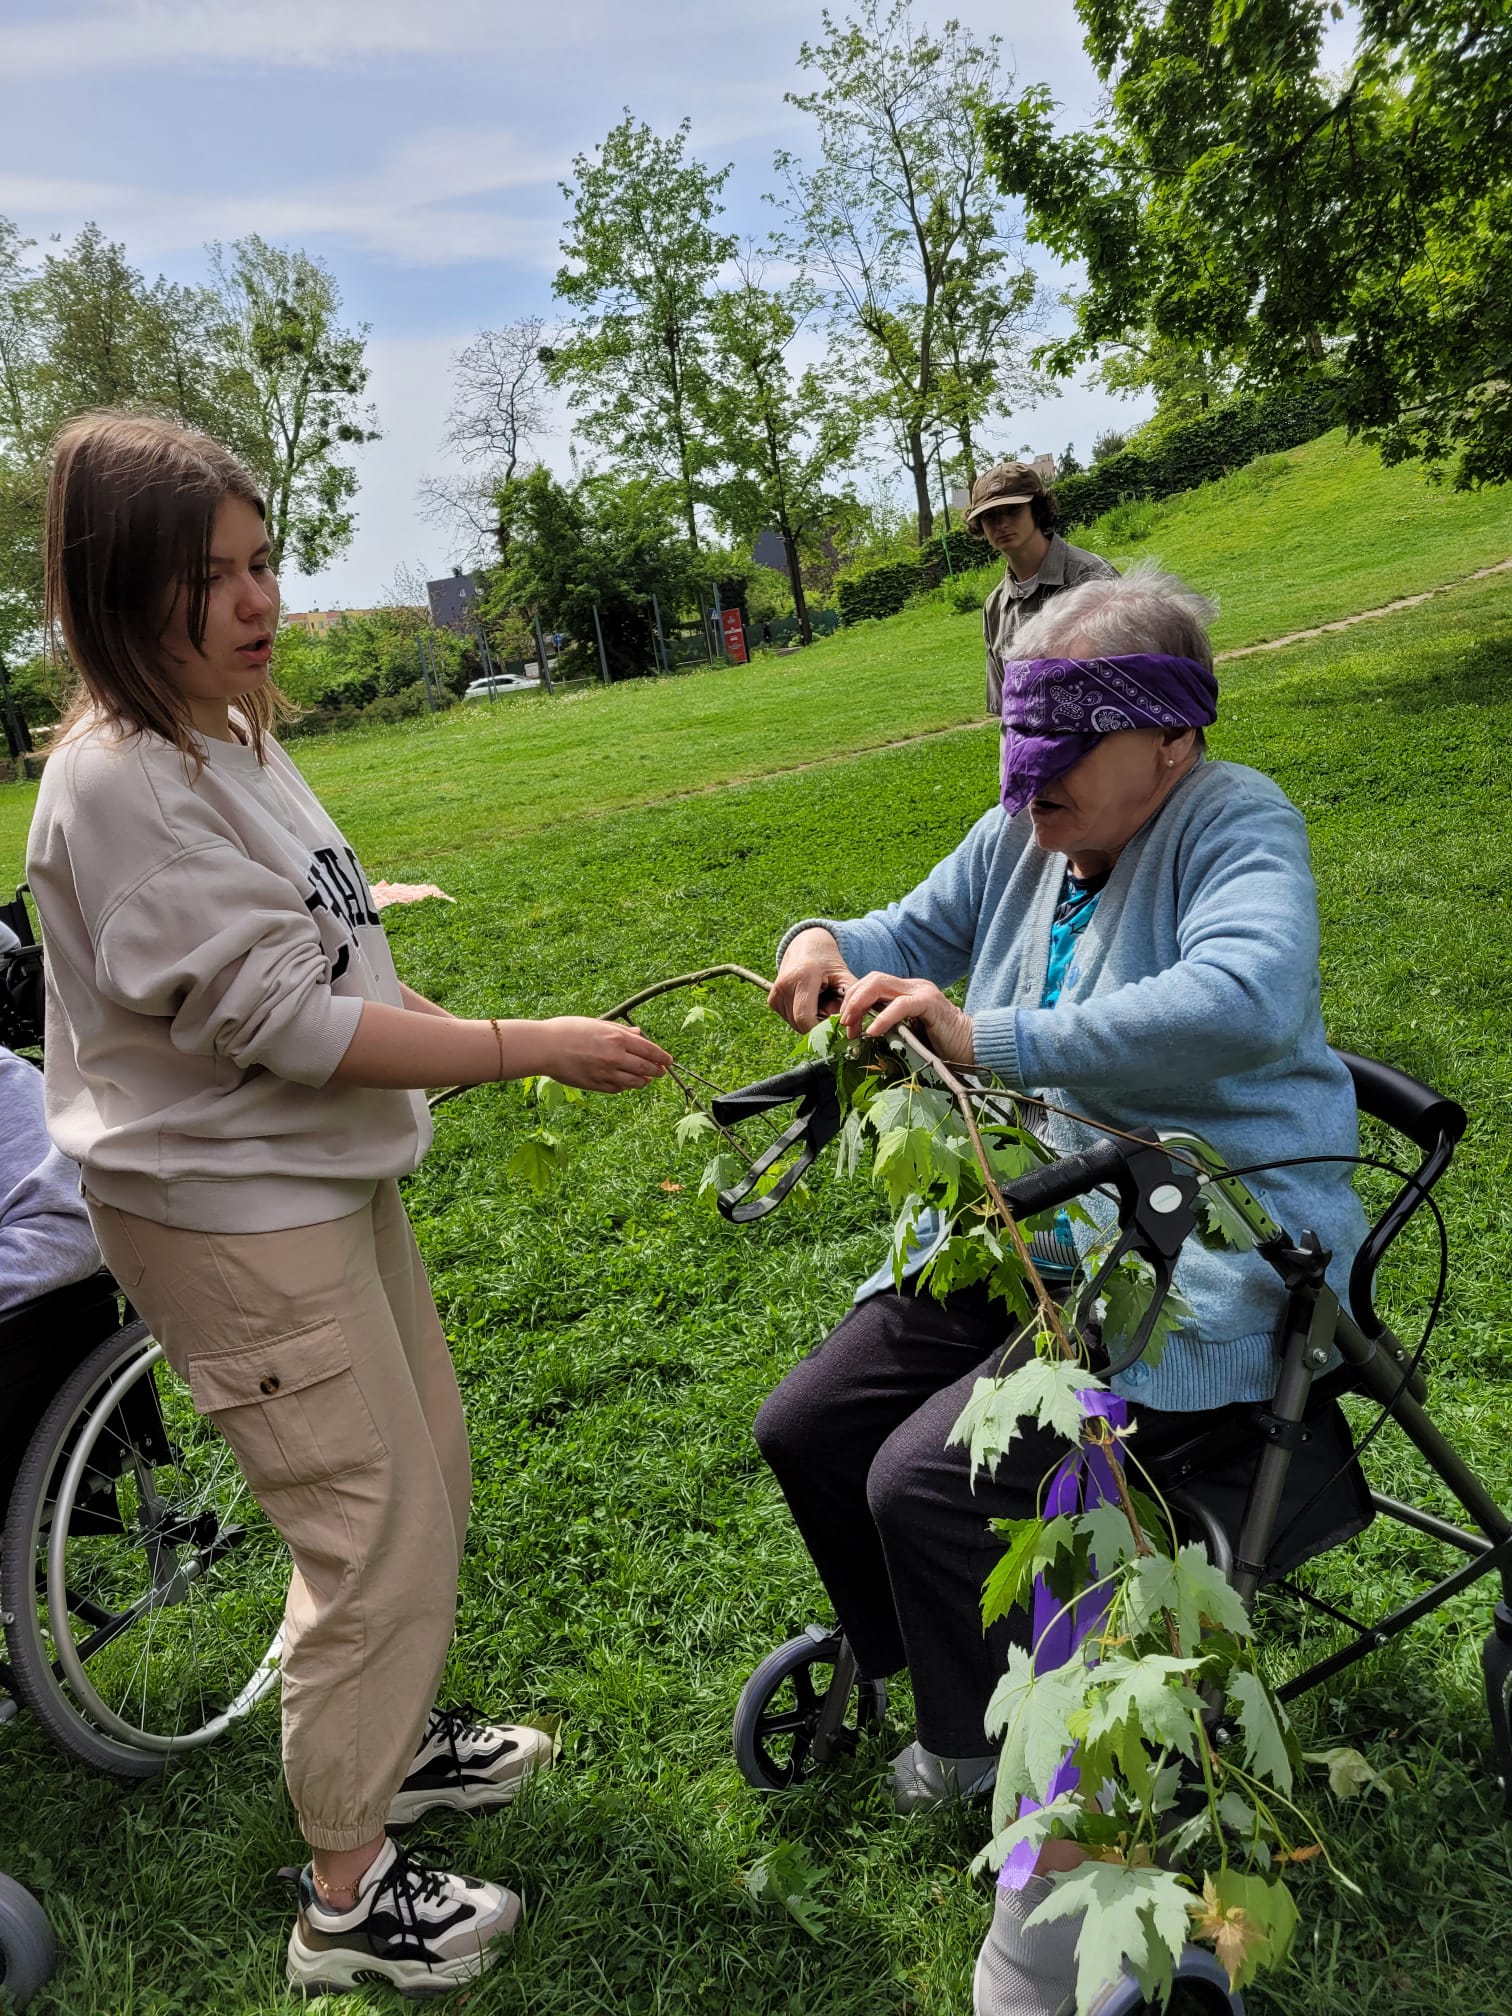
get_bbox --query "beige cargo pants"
[86,1180,471,1850]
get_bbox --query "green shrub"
[1055,378,1340,531]
[837,559,923,625]
[1091,497,1162,546]
[363,688,428,726]
[918,524,993,589]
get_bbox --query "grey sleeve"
[0,1050,101,1310]
[984,600,1004,718]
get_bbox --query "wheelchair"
[1,886,285,1780]
[711,1046,1507,2015]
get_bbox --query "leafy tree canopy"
[550,114,735,550]
[985,1,1512,485]
[485,466,696,681]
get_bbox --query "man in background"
[967,462,1119,719]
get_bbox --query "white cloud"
[0,129,569,268]
[0,0,819,77]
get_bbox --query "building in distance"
[283,608,379,637]
[427,570,483,632]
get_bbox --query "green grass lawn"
[2,567,1512,2012]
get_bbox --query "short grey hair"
[1011,562,1219,673]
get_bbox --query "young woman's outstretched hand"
[331,1003,671,1092]
[538,1017,671,1093]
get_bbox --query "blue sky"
[0,1,1300,609]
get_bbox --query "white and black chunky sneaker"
[388,1703,557,1826]
[286,1837,519,1998]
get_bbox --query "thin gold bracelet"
[488,1015,507,1082]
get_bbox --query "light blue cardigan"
[781,758,1368,1411]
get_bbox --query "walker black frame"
[714,1047,1512,1812]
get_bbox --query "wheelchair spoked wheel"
[733,1627,887,1792]
[0,1871,56,2010]
[0,1318,284,1776]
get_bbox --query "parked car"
[463,673,538,702]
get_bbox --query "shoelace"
[364,1843,470,1958]
[425,1701,495,1777]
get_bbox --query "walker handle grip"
[997,1137,1127,1220]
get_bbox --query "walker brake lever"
[709,1061,842,1223]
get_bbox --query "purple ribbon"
[999,653,1219,818]
[998,1388,1130,1891]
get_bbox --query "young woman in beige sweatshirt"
[27,411,672,1997]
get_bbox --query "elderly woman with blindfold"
[757,568,1367,1857]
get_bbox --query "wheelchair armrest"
[1332,1049,1466,1338]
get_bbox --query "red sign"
[720,608,748,664]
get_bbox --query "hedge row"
[838,527,994,624]
[837,560,925,625]
[1054,377,1341,531]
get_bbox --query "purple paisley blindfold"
[999,653,1219,817]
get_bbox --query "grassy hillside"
[915,428,1512,648]
[2,559,1511,2013]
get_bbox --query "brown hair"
[1030,490,1061,535]
[46,410,290,764]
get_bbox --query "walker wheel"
[732,1627,887,1792]
[1076,1946,1244,2015]
[0,1871,56,2010]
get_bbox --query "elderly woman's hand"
[768,928,859,1032]
[838,972,975,1064]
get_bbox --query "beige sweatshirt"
[25,717,431,1232]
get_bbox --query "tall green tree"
[702,255,860,647]
[0,221,223,655]
[0,219,379,657]
[985,1,1512,486]
[486,466,693,679]
[549,114,735,551]
[210,235,379,575]
[777,1,1038,539]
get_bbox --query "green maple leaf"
[698,1150,744,1198]
[1022,1657,1096,1803]
[981,1515,1079,1627]
[1126,1544,1251,1654]
[806,1016,841,1060]
[1302,1745,1391,1800]
[1098,1255,1195,1370]
[506,1131,569,1193]
[1026,1861,1193,2012]
[948,1358,1103,1481]
[1228,1669,1294,1796]
[1070,1502,1143,1576]
[834,1108,866,1178]
[971,1798,1081,1882]
[1193,1175,1260,1251]
[674,1110,716,1147]
[1082,1653,1206,1760]
[743,1839,829,1939]
[919,1223,1001,1299]
[987,1647,1093,1816]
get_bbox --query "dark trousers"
[753,1284,1215,1757]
